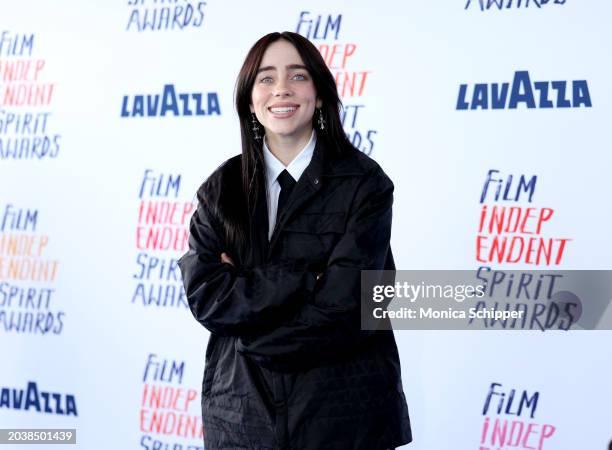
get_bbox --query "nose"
[274,79,292,97]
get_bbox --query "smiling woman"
[250,40,322,165]
[178,31,413,450]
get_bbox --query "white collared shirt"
[263,129,316,240]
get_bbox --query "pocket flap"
[283,212,347,234]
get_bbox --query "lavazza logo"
[456,70,592,110]
[120,84,221,118]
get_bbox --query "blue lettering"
[471,83,488,109]
[456,84,469,110]
[24,381,41,412]
[466,0,565,9]
[0,31,34,57]
[509,71,536,109]
[146,95,160,116]
[12,388,23,408]
[491,83,509,109]
[296,11,342,40]
[551,81,571,108]
[122,87,220,117]
[0,389,9,408]
[158,5,171,29]
[121,95,130,117]
[207,92,220,115]
[132,283,187,308]
[138,170,181,198]
[193,93,205,115]
[534,81,553,108]
[133,95,145,116]
[572,80,592,107]
[161,84,179,116]
[126,9,140,31]
[179,93,193,116]
[65,395,78,416]
[480,170,536,203]
[1,205,38,232]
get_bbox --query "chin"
[271,123,312,137]
[266,126,300,138]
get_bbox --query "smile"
[268,105,299,118]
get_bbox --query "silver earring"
[251,113,262,141]
[317,108,326,131]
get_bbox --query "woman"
[178,31,412,450]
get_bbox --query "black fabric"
[276,169,296,226]
[178,138,412,450]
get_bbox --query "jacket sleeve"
[177,185,317,337]
[235,164,395,371]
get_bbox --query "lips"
[268,103,299,118]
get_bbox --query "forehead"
[259,40,305,68]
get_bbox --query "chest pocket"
[281,212,347,261]
[283,211,347,234]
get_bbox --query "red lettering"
[181,202,195,224]
[475,236,571,265]
[136,227,187,251]
[479,206,556,236]
[139,409,203,438]
[1,83,54,107]
[521,422,537,449]
[0,59,45,82]
[317,43,357,69]
[538,424,556,450]
[334,70,371,97]
[480,418,556,450]
[490,205,506,234]
[519,208,536,234]
[476,236,488,262]
[138,201,195,225]
[536,208,554,234]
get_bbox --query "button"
[313,178,319,185]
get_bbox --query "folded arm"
[178,186,317,336]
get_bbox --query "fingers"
[220,252,235,266]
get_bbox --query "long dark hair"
[222,31,354,262]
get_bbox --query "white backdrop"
[1,1,611,449]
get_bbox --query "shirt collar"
[263,129,317,186]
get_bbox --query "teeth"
[270,107,297,113]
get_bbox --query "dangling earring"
[317,108,326,131]
[251,112,262,141]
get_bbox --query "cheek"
[251,88,266,107]
[302,87,318,105]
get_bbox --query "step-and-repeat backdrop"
[2,1,611,449]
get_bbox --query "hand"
[220,252,234,266]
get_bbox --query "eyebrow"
[256,64,308,74]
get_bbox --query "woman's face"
[250,39,321,145]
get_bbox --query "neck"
[265,128,313,166]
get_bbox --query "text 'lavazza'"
[457,71,591,110]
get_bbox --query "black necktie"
[276,169,296,225]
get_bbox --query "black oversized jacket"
[178,139,412,450]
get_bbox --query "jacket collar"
[263,130,317,188]
[301,135,368,184]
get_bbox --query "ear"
[316,98,322,108]
[249,104,254,113]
